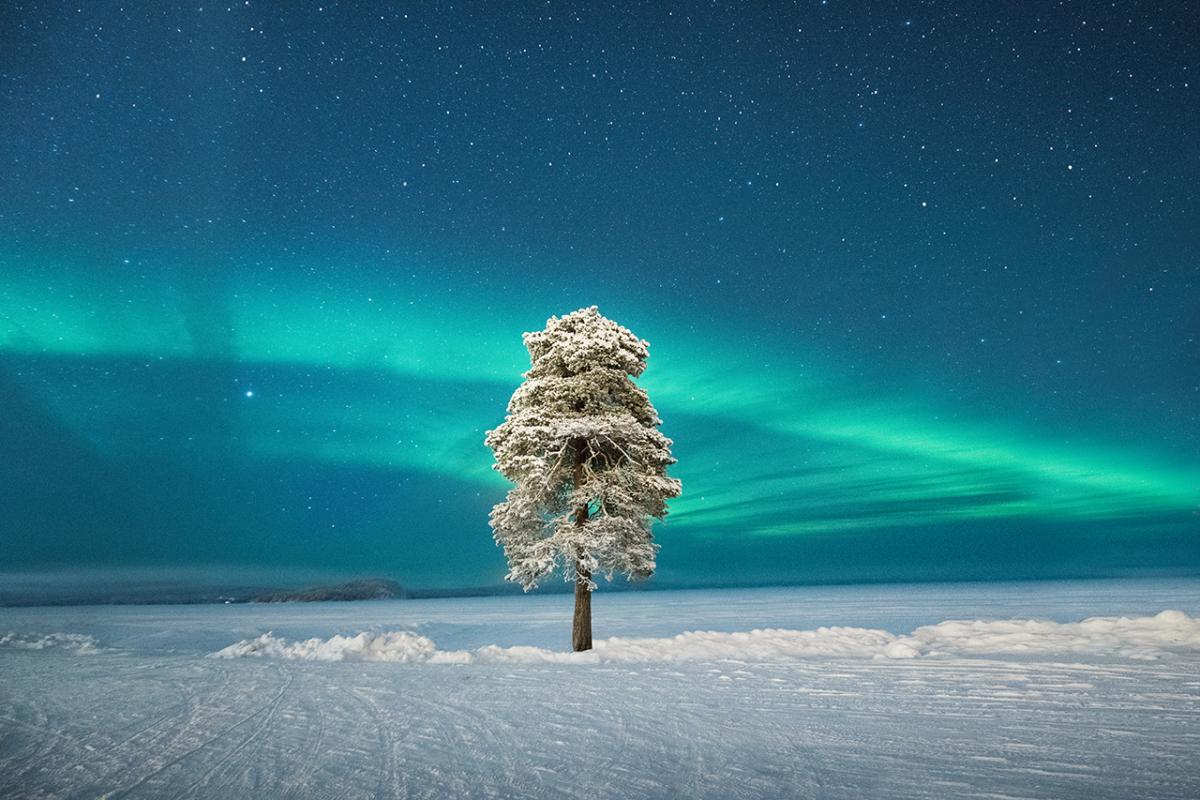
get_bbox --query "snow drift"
[0,632,100,654]
[211,609,1200,664]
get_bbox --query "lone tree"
[485,307,682,651]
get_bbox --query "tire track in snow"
[348,683,405,799]
[63,659,237,794]
[174,662,296,799]
[89,663,230,760]
[106,662,293,799]
[283,684,327,800]
[0,700,81,791]
[421,674,523,797]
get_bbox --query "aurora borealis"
[1,2,1197,594]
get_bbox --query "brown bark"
[572,562,592,652]
[571,451,593,652]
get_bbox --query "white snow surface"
[0,630,100,654]
[2,580,1199,799]
[211,609,1200,663]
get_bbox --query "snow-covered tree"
[485,307,682,651]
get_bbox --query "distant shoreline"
[2,572,1196,608]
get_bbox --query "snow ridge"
[211,610,1200,664]
[0,632,101,654]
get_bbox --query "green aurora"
[3,250,1196,590]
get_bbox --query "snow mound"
[0,632,101,654]
[895,609,1200,660]
[210,610,1200,664]
[212,631,441,662]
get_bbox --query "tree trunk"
[571,452,592,652]
[572,564,592,652]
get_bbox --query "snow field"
[2,582,1199,798]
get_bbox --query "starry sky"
[1,1,1197,595]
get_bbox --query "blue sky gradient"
[1,2,1197,592]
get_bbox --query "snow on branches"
[485,307,682,591]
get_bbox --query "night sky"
[1,2,1197,594]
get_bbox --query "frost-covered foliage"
[485,307,682,591]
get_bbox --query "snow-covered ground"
[2,580,1198,799]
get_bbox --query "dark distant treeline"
[4,572,1189,607]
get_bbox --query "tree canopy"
[485,307,682,591]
